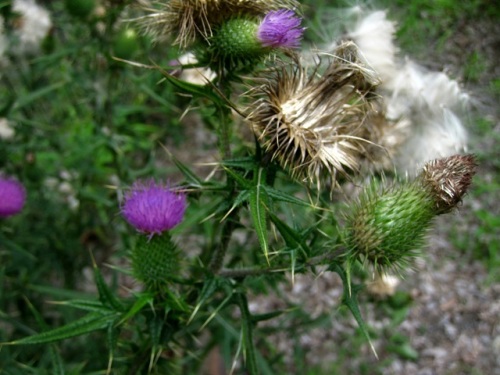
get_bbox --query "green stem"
[207,71,238,274]
[208,208,239,274]
[236,292,259,375]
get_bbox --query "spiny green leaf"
[199,293,233,331]
[222,157,257,171]
[27,285,94,300]
[221,189,250,222]
[107,323,120,374]
[8,312,118,345]
[116,293,154,326]
[49,345,65,375]
[167,149,204,187]
[23,297,65,374]
[250,310,285,323]
[161,69,226,106]
[222,165,253,189]
[331,263,378,358]
[188,277,220,324]
[263,186,312,207]
[236,293,259,375]
[51,299,113,314]
[249,168,269,264]
[93,265,124,312]
[269,213,311,258]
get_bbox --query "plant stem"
[208,208,239,274]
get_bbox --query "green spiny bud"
[131,233,180,288]
[344,180,435,274]
[199,17,262,71]
[198,10,304,72]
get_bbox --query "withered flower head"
[419,154,477,214]
[135,0,301,48]
[246,43,384,190]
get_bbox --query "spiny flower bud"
[344,180,435,274]
[0,177,26,218]
[419,154,477,215]
[343,155,477,275]
[135,0,301,48]
[247,42,383,190]
[131,232,180,288]
[121,180,187,288]
[200,10,304,71]
[121,180,187,235]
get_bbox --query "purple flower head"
[121,180,187,235]
[257,9,304,49]
[0,177,26,218]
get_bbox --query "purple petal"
[0,177,26,218]
[121,180,187,234]
[257,10,305,49]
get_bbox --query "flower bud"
[343,154,477,274]
[131,232,180,287]
[199,10,304,71]
[344,180,435,273]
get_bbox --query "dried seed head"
[247,42,384,190]
[419,154,477,214]
[135,0,301,48]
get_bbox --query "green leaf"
[222,157,257,171]
[188,277,220,324]
[49,345,65,375]
[263,186,311,208]
[161,69,226,107]
[23,297,65,373]
[222,165,252,189]
[269,213,311,258]
[249,168,269,263]
[116,292,154,326]
[236,292,259,375]
[27,285,94,300]
[12,81,67,111]
[106,323,120,373]
[51,299,114,314]
[93,265,124,312]
[251,310,285,323]
[331,263,378,358]
[167,150,204,187]
[8,312,118,345]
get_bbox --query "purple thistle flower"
[121,180,187,235]
[0,177,26,218]
[257,9,304,49]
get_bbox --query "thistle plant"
[2,1,480,374]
